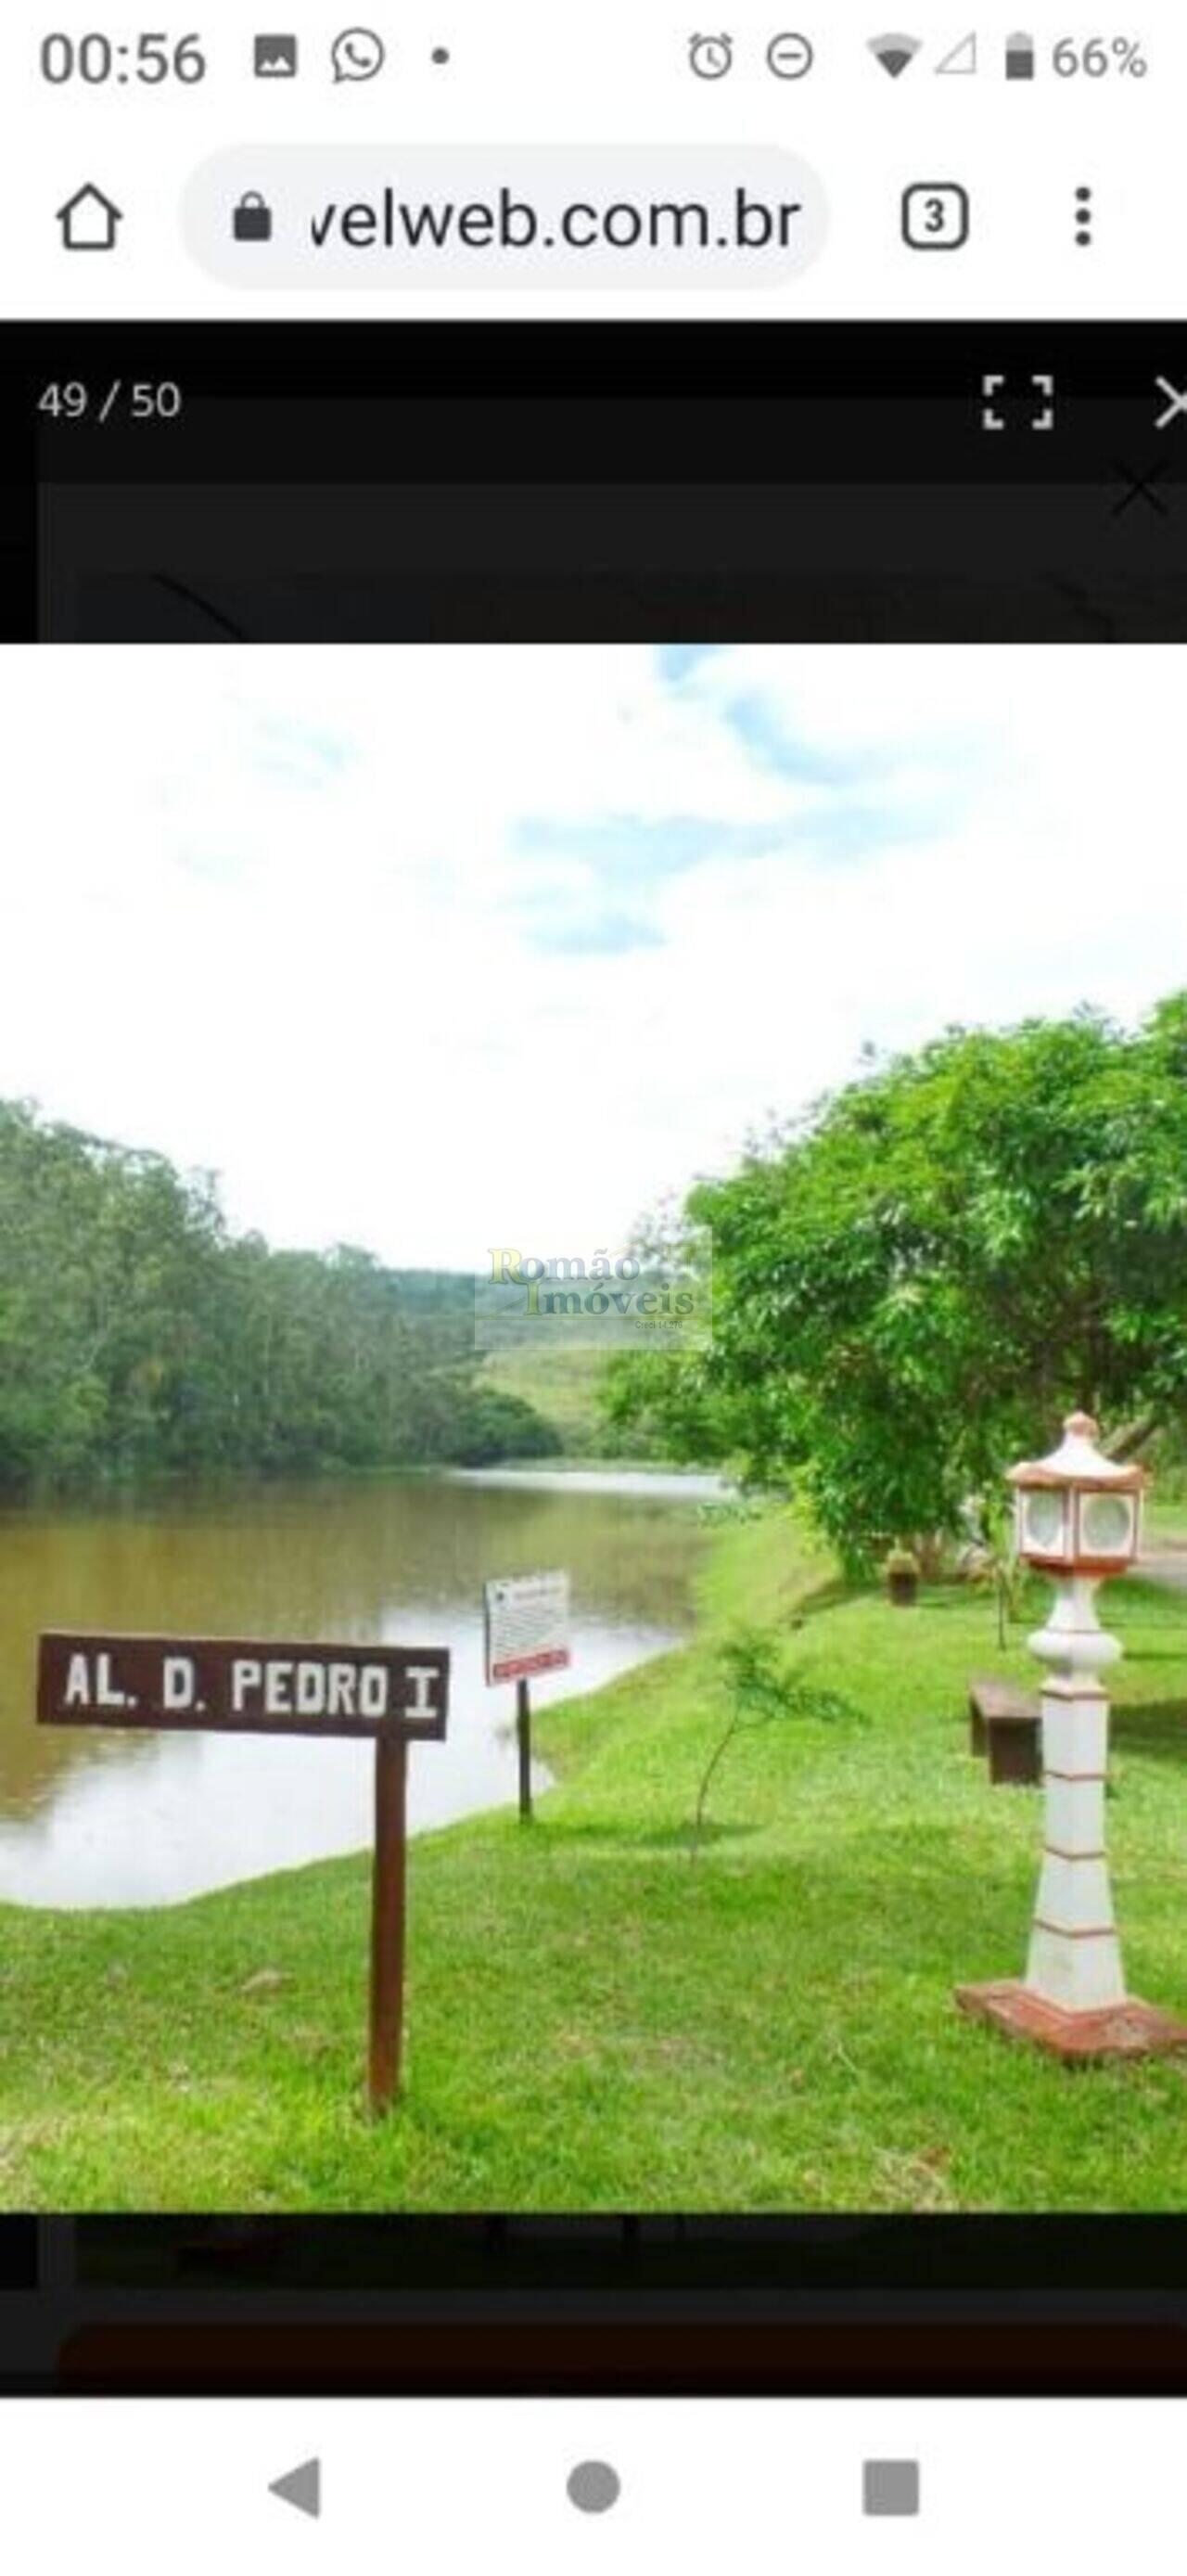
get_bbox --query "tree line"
[0,1099,557,1492]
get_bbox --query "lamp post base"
[954,1980,1187,2063]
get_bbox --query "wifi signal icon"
[868,30,922,75]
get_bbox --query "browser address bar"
[184,147,827,287]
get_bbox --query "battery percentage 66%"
[1053,35,1148,76]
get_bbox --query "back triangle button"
[269,2458,322,2519]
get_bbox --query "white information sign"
[483,1570,570,1685]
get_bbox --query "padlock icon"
[232,190,273,243]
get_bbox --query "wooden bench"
[968,1677,1041,1786]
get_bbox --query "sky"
[2,644,1182,1270]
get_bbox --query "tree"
[607,996,1187,1565]
[689,1629,859,1856]
[0,1100,561,1493]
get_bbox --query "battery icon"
[1005,29,1036,77]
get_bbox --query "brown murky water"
[0,1468,721,1906]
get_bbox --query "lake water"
[0,1468,723,1908]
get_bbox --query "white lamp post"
[957,1411,1187,2060]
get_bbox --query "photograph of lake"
[3,642,1186,2212]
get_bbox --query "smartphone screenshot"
[1,6,1185,2561]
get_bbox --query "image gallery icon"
[253,32,299,75]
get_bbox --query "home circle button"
[567,2460,621,2514]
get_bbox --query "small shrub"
[689,1627,862,1857]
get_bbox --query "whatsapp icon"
[330,26,386,81]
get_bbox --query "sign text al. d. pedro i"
[37,1634,447,1739]
[37,1632,449,2113]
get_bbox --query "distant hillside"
[382,1268,477,1315]
[386,1273,659,1459]
[481,1341,658,1461]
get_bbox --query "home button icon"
[57,183,123,251]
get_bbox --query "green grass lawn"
[4,1509,1187,2212]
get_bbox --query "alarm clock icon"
[689,32,734,77]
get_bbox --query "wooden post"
[369,1736,408,2113]
[516,1676,533,1822]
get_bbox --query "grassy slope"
[3,1511,1187,2212]
[481,1343,635,1456]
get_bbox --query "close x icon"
[1111,459,1175,518]
[1155,376,1187,430]
[1112,368,1187,513]
[1114,369,1187,513]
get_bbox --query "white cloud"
[1,645,1182,1266]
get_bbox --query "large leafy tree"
[605,997,1187,1563]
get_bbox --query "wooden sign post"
[369,1735,409,2109]
[36,1633,449,2116]
[483,1573,570,1825]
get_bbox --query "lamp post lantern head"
[1007,1410,1146,1580]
